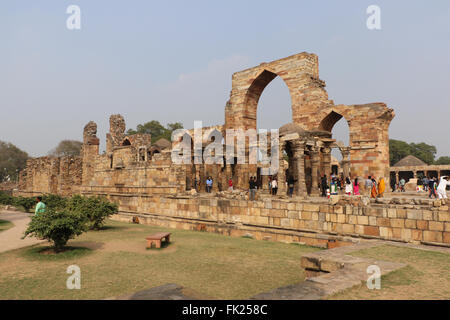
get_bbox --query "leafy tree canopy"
[389,139,439,166]
[49,140,83,157]
[127,121,183,143]
[435,156,450,165]
[0,141,29,182]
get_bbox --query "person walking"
[437,176,449,200]
[390,178,396,193]
[34,196,46,216]
[206,176,213,193]
[321,175,328,197]
[399,178,406,192]
[353,178,360,195]
[377,177,386,198]
[423,177,429,192]
[288,175,296,197]
[365,176,373,197]
[345,177,353,195]
[249,176,257,200]
[429,177,437,198]
[370,177,378,198]
[330,177,338,195]
[271,177,278,195]
[228,178,233,191]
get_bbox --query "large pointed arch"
[243,69,294,129]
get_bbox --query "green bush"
[13,196,36,212]
[0,191,14,205]
[23,209,88,252]
[42,194,67,211]
[66,195,118,230]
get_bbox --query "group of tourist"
[319,175,386,198]
[425,176,450,199]
[199,174,450,201]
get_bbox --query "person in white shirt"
[271,178,278,195]
[437,176,450,199]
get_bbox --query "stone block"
[428,221,444,231]
[417,220,428,230]
[390,218,405,228]
[357,215,369,225]
[405,219,417,229]
[423,230,443,243]
[364,226,380,236]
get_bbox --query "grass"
[0,219,320,300]
[329,245,450,300]
[0,219,13,233]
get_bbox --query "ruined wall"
[81,150,186,196]
[225,52,395,182]
[107,194,450,247]
[15,156,82,197]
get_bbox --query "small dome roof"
[279,123,307,136]
[393,155,427,167]
[154,138,172,150]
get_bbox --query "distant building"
[390,155,450,186]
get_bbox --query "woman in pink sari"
[353,178,360,195]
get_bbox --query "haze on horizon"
[1,1,449,160]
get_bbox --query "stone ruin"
[15,52,450,247]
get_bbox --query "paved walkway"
[0,210,45,253]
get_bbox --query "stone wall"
[225,52,395,184]
[15,156,82,197]
[102,193,450,247]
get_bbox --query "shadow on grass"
[22,245,93,261]
[95,224,129,232]
[145,241,173,251]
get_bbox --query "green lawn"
[0,219,13,233]
[0,219,320,299]
[329,245,450,300]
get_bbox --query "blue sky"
[1,0,449,159]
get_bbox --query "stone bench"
[145,232,171,249]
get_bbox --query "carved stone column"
[322,146,332,178]
[277,142,286,195]
[310,147,320,196]
[293,141,307,197]
[341,147,351,179]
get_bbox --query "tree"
[49,140,83,157]
[409,142,436,165]
[127,121,183,143]
[435,156,450,165]
[65,195,118,230]
[389,139,437,166]
[389,139,411,166]
[0,141,29,182]
[23,209,88,252]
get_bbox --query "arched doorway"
[319,111,351,178]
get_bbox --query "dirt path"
[0,210,45,253]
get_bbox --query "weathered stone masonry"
[16,52,450,247]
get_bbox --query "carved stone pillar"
[395,172,399,185]
[310,147,320,196]
[322,146,332,178]
[277,142,286,195]
[293,141,307,196]
[341,147,351,179]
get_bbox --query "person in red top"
[228,178,233,191]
